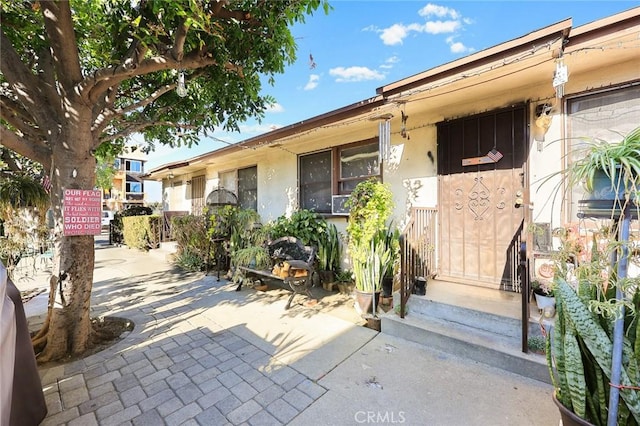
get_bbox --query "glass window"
[300,151,332,213]
[567,86,640,219]
[238,166,257,211]
[125,160,142,173]
[126,182,142,193]
[339,142,379,193]
[299,139,379,213]
[114,158,121,169]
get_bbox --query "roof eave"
[377,18,573,98]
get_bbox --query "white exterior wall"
[383,124,439,230]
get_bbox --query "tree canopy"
[1,0,329,163]
[0,0,329,362]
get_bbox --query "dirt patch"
[37,316,134,368]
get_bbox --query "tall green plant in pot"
[346,178,395,316]
[317,223,342,284]
[549,232,640,426]
[545,126,640,425]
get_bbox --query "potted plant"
[568,126,640,219]
[380,224,400,298]
[544,126,640,425]
[548,231,640,426]
[531,279,555,312]
[317,223,342,286]
[345,178,395,316]
[335,269,354,294]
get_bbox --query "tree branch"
[0,30,52,128]
[0,127,51,168]
[40,1,83,96]
[36,44,64,119]
[91,84,175,142]
[0,96,39,135]
[98,121,181,145]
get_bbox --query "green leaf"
[557,279,640,422]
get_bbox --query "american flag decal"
[487,149,503,163]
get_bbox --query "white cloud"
[424,20,461,34]
[329,66,385,83]
[378,3,468,47]
[380,24,409,45]
[380,56,400,69]
[449,41,468,54]
[266,102,284,113]
[304,74,320,91]
[446,36,474,54]
[239,123,280,134]
[418,4,460,20]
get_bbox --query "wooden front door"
[437,106,527,290]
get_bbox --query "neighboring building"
[145,8,639,293]
[103,146,148,211]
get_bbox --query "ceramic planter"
[552,392,594,426]
[534,292,555,309]
[354,289,380,316]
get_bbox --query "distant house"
[103,146,148,211]
[145,8,639,292]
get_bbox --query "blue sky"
[143,1,638,200]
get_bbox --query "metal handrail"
[398,207,437,318]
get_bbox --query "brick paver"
[30,241,349,426]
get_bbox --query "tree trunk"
[36,115,98,362]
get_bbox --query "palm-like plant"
[0,173,50,277]
[567,126,640,193]
[0,174,49,217]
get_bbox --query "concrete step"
[405,295,546,339]
[380,297,551,384]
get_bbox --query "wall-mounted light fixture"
[533,103,553,149]
[168,172,174,179]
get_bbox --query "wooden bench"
[236,236,316,310]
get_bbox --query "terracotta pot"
[552,392,594,426]
[354,289,380,316]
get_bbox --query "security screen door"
[437,106,527,290]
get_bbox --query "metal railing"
[504,220,525,293]
[398,207,437,318]
[161,211,189,242]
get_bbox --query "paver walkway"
[18,236,559,425]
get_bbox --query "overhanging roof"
[144,6,640,181]
[144,95,386,180]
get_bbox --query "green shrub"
[122,215,160,250]
[111,206,153,245]
[171,214,209,268]
[270,209,327,250]
[174,248,205,272]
